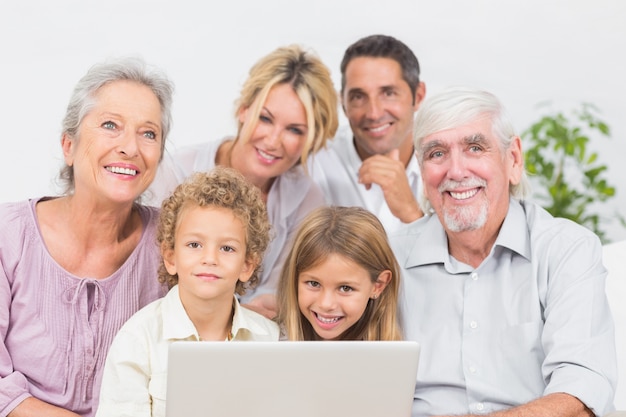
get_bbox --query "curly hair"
[156,167,271,295]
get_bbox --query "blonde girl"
[277,206,401,341]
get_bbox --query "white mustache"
[438,177,487,193]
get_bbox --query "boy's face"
[163,205,254,306]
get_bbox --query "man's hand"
[358,148,423,223]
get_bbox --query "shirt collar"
[405,214,450,268]
[492,198,532,261]
[162,285,199,341]
[405,198,531,269]
[162,286,274,341]
[341,131,365,175]
[231,298,275,340]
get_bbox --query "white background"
[1,0,625,241]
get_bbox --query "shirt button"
[471,272,478,281]
[469,321,478,329]
[476,403,484,411]
[469,366,477,374]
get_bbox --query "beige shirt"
[95,285,279,417]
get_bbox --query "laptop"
[166,340,420,417]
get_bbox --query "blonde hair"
[234,44,338,172]
[156,167,271,295]
[277,206,402,341]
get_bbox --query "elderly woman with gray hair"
[0,57,174,417]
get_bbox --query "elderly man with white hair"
[391,87,617,417]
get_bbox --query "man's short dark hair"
[340,34,421,103]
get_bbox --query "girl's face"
[163,205,254,307]
[297,253,390,340]
[232,83,309,192]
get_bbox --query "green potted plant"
[522,103,624,243]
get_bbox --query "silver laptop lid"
[166,340,419,417]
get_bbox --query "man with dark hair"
[310,34,426,232]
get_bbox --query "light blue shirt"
[390,199,617,416]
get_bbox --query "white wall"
[1,0,625,242]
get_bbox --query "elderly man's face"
[418,116,523,235]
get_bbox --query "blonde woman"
[147,45,338,318]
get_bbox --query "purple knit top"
[0,198,166,417]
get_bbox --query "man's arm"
[358,150,423,223]
[438,393,593,417]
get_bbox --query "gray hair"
[59,56,175,194]
[413,86,531,212]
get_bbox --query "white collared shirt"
[309,126,422,234]
[96,285,279,417]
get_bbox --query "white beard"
[443,197,488,232]
[438,177,488,232]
